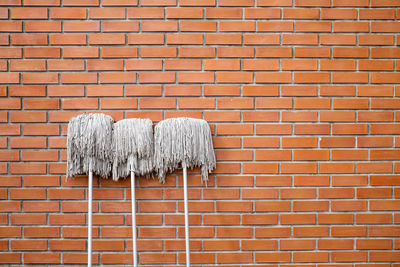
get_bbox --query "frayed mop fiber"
[67,113,114,179]
[112,118,154,181]
[154,117,216,183]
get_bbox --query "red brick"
[166,7,203,18]
[11,214,47,225]
[64,21,100,32]
[140,98,176,109]
[321,8,357,19]
[332,251,367,262]
[50,8,86,19]
[296,47,330,58]
[63,0,99,5]
[204,59,240,70]
[281,188,316,199]
[25,21,61,32]
[11,34,47,45]
[294,72,333,84]
[50,34,86,45]
[207,8,242,19]
[0,201,20,212]
[142,20,177,32]
[100,72,136,83]
[218,46,254,58]
[258,21,293,32]
[294,226,330,237]
[167,33,202,45]
[0,21,22,32]
[282,59,317,70]
[141,46,176,58]
[0,72,19,84]
[372,22,400,33]
[178,72,214,83]
[282,162,317,174]
[126,59,162,70]
[11,8,47,19]
[128,8,163,19]
[255,252,291,263]
[141,0,176,6]
[244,34,280,45]
[24,252,60,264]
[61,73,97,84]
[140,253,175,264]
[217,72,253,83]
[0,252,20,264]
[243,59,279,70]
[282,85,318,96]
[281,239,315,250]
[334,47,369,58]
[104,21,139,32]
[89,33,125,45]
[220,21,255,32]
[62,98,98,109]
[284,8,318,18]
[204,240,239,251]
[89,7,125,19]
[256,72,291,83]
[359,34,394,45]
[11,240,47,251]
[102,47,137,58]
[0,99,21,110]
[47,85,84,97]
[257,47,292,57]
[296,21,331,32]
[281,213,316,225]
[334,21,369,32]
[101,98,137,109]
[178,98,215,109]
[320,34,356,45]
[139,72,175,83]
[293,149,327,162]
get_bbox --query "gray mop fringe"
[154,117,216,183]
[112,118,154,181]
[66,113,114,179]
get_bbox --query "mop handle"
[183,166,190,267]
[131,171,137,267]
[88,166,93,267]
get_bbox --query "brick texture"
[1,0,400,265]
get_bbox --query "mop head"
[154,117,216,183]
[112,118,154,181]
[66,113,114,179]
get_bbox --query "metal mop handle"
[183,166,190,267]
[88,164,93,267]
[131,170,137,267]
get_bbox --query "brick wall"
[1,0,400,265]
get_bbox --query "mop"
[67,113,114,267]
[112,118,154,267]
[154,117,216,267]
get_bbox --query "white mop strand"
[154,117,216,183]
[67,113,114,179]
[112,118,154,181]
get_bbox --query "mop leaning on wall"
[154,117,216,267]
[67,113,114,267]
[112,118,154,267]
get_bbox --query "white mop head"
[67,113,114,179]
[154,117,216,183]
[112,118,154,181]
